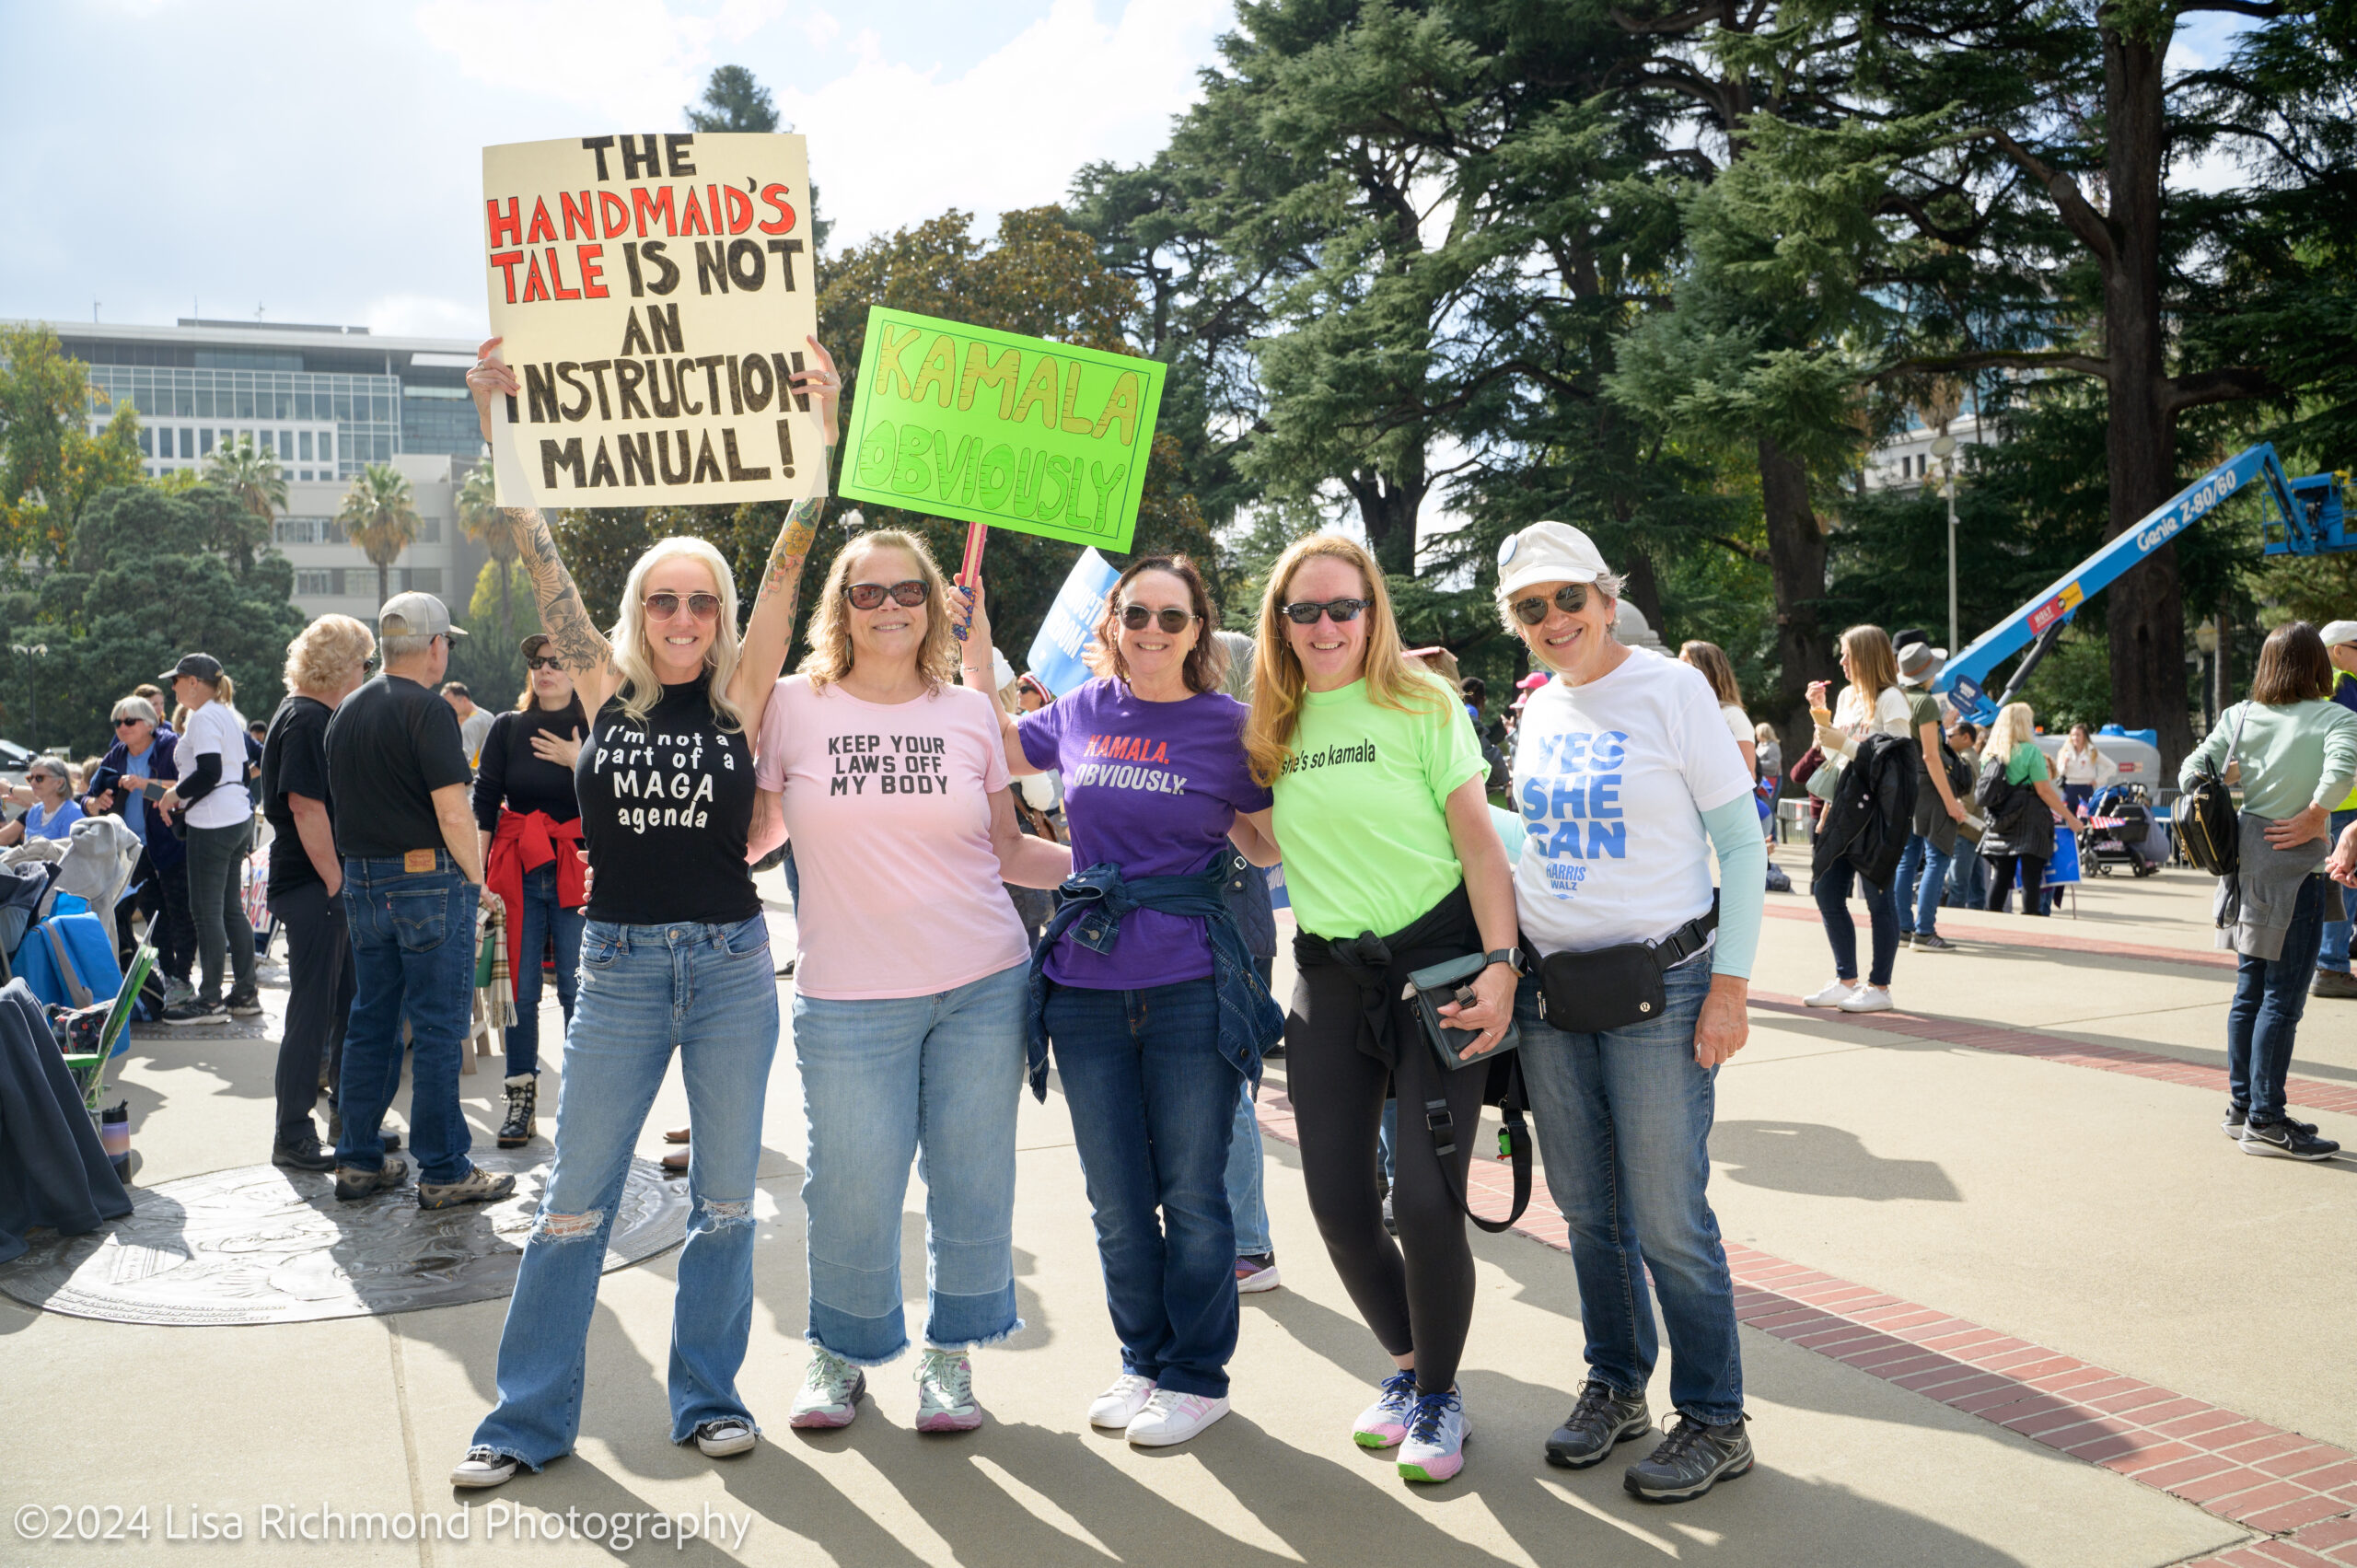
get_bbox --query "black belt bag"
[1530,899,1718,1035]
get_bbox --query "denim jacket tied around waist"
[1024,850,1287,1102]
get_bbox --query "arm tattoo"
[503,505,611,678]
[751,490,826,628]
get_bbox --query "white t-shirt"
[181,700,253,830]
[1510,652,1754,957]
[1719,703,1751,746]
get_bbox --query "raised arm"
[728,336,842,715]
[468,337,619,708]
[955,575,1042,778]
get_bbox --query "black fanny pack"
[1529,898,1718,1034]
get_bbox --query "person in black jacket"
[85,696,195,1003]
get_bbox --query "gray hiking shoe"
[334,1156,410,1202]
[416,1165,517,1210]
[1624,1413,1753,1503]
[1545,1380,1652,1469]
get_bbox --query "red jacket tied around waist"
[487,809,586,999]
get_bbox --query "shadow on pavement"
[1711,1121,1963,1202]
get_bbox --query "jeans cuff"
[923,1314,1025,1355]
[803,1312,909,1368]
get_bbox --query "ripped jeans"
[472,915,779,1468]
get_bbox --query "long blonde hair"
[1678,640,1743,708]
[1985,702,2038,759]
[608,537,746,730]
[1837,624,1899,707]
[1244,534,1445,786]
[798,528,958,692]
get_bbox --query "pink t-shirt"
[755,675,1029,1000]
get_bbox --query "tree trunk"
[1620,549,1664,644]
[2099,23,2196,770]
[1759,434,1837,767]
[377,561,390,608]
[1351,463,1425,578]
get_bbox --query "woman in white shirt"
[2056,724,2102,818]
[1803,625,1912,1014]
[155,653,260,1024]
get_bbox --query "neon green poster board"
[839,307,1165,552]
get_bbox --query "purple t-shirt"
[1018,677,1272,990]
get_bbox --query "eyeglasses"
[526,655,563,671]
[842,580,929,610]
[1120,604,1198,634]
[113,717,145,729]
[1281,598,1370,626]
[363,656,380,674]
[644,591,722,622]
[1510,584,1590,626]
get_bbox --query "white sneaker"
[1398,1388,1471,1483]
[692,1417,757,1457]
[1803,980,1860,1007]
[913,1348,985,1433]
[1839,985,1894,1013]
[1126,1388,1230,1446]
[1088,1373,1158,1428]
[788,1345,865,1429]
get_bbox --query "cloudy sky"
[3,0,1233,341]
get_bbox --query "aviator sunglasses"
[1510,583,1591,626]
[1120,604,1199,634]
[526,654,563,671]
[644,591,722,621]
[842,580,930,610]
[1280,598,1370,626]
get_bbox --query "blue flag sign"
[1025,548,1122,698]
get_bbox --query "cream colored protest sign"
[481,132,826,508]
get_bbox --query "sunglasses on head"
[644,591,722,622]
[1510,583,1591,626]
[526,654,563,671]
[842,580,928,610]
[1120,604,1198,634]
[1281,598,1370,626]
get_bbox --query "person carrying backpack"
[1974,703,2070,916]
[1802,625,1914,1014]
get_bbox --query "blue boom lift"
[1935,443,2355,726]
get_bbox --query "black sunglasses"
[1510,583,1591,626]
[525,654,563,671]
[1281,598,1370,626]
[113,717,146,728]
[843,580,929,610]
[1120,604,1198,634]
[644,591,721,622]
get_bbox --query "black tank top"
[574,673,761,926]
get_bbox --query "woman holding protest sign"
[448,333,839,1489]
[750,529,1070,1436]
[1238,534,1519,1485]
[959,556,1283,1448]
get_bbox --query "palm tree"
[456,462,515,637]
[202,434,285,570]
[338,464,419,607]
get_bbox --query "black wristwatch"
[1485,947,1526,976]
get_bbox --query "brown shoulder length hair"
[2251,621,2334,706]
[1084,555,1228,693]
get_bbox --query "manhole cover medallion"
[0,1152,689,1325]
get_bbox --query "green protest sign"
[839,307,1164,552]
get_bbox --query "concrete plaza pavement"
[3,859,2352,1567]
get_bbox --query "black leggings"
[1287,959,1489,1397]
[1986,854,2048,915]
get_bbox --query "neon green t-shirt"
[1271,674,1487,939]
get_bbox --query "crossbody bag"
[1527,896,1719,1036]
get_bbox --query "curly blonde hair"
[1243,534,1446,786]
[283,614,376,694]
[799,529,958,692]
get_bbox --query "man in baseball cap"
[2314,621,2357,998]
[321,591,513,1210]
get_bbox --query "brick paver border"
[1251,1086,2357,1560]
[1746,990,2357,1118]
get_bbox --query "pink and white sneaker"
[1353,1369,1420,1449]
[913,1349,985,1433]
[788,1345,865,1429]
[1398,1388,1470,1483]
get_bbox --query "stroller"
[2083,783,2168,877]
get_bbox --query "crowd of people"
[27,326,2353,1506]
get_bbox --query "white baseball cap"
[2322,620,2357,650]
[1495,522,1612,600]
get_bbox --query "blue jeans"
[472,914,779,1466]
[794,961,1028,1364]
[2061,783,2094,817]
[1893,833,1955,940]
[1048,976,1241,1399]
[505,864,585,1078]
[1225,954,1274,1257]
[334,854,479,1184]
[1814,862,1901,986]
[1947,846,1989,909]
[1515,959,1742,1424]
[2317,808,2355,974]
[2228,876,2328,1123]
